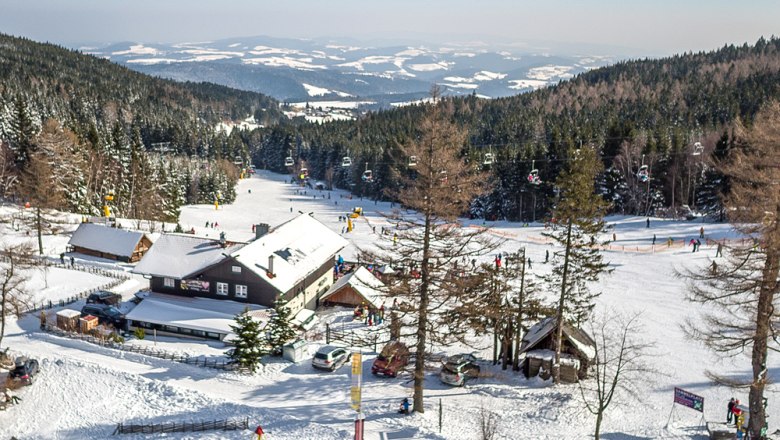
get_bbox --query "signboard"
[350,352,362,412]
[180,279,210,292]
[673,387,704,412]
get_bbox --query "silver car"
[440,353,480,386]
[312,346,351,371]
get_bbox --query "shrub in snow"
[133,327,145,340]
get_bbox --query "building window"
[235,284,248,298]
[163,278,175,288]
[232,265,242,274]
[216,282,229,296]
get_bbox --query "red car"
[371,341,409,377]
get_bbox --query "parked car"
[371,341,409,377]
[10,357,39,385]
[81,304,126,329]
[86,290,122,306]
[440,353,480,386]
[312,346,351,371]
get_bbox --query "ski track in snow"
[0,170,776,439]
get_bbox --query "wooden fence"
[43,326,247,373]
[113,417,249,435]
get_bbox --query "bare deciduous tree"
[0,241,39,348]
[685,101,780,440]
[366,86,497,413]
[578,312,656,440]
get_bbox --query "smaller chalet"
[518,316,596,383]
[68,223,152,263]
[320,266,386,309]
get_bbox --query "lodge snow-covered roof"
[232,214,348,294]
[520,316,596,361]
[321,266,386,309]
[132,233,245,279]
[125,292,269,336]
[68,223,147,258]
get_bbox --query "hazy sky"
[1,0,777,55]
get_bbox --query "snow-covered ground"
[1,170,775,439]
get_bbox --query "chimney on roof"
[268,254,275,277]
[255,223,270,240]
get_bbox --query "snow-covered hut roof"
[376,264,396,275]
[133,233,245,279]
[125,292,269,337]
[232,214,348,294]
[321,266,386,309]
[520,316,596,361]
[68,223,148,258]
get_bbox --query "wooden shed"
[320,266,385,309]
[68,223,152,263]
[79,315,99,333]
[518,316,596,383]
[56,309,81,331]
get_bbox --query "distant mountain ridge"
[81,35,617,106]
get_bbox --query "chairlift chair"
[284,157,294,167]
[362,169,373,182]
[341,157,352,167]
[637,165,649,182]
[692,142,704,156]
[300,168,309,178]
[483,153,495,166]
[527,160,541,185]
[438,170,448,184]
[408,156,418,167]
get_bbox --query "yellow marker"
[214,200,219,210]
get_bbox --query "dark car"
[81,304,126,329]
[86,290,122,306]
[10,357,39,385]
[440,353,480,386]
[371,341,409,377]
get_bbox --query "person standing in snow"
[699,226,705,239]
[652,234,656,245]
[690,238,697,252]
[399,398,410,415]
[695,238,701,252]
[527,258,532,269]
[646,218,650,228]
[545,250,549,263]
[612,232,616,242]
[727,397,735,424]
[716,242,723,258]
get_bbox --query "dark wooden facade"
[71,235,153,263]
[521,330,593,381]
[322,284,366,308]
[149,255,336,310]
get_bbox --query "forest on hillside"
[0,33,283,221]
[246,38,780,221]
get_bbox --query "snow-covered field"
[1,170,775,439]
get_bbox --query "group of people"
[726,398,747,438]
[353,303,386,326]
[204,221,219,228]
